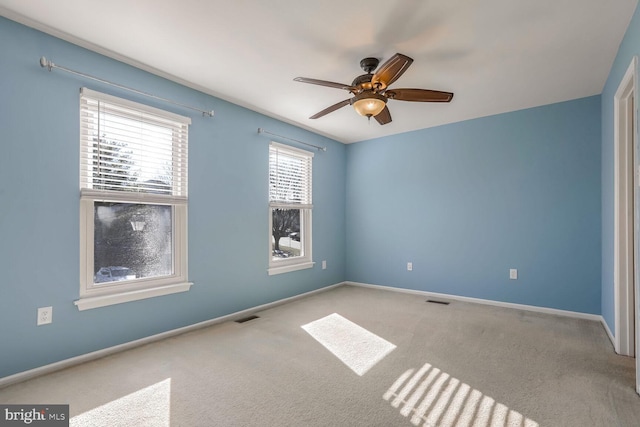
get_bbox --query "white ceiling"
[1,0,637,143]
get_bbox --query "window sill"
[268,261,315,276]
[74,282,193,311]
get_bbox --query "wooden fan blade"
[310,99,352,119]
[294,77,355,92]
[374,106,392,125]
[371,53,413,89]
[386,88,454,102]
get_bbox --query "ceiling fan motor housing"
[351,74,374,91]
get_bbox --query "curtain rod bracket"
[40,56,53,72]
[39,56,214,118]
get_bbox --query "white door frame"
[613,55,639,394]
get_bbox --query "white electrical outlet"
[322,260,327,270]
[509,269,518,280]
[37,306,53,326]
[407,262,413,271]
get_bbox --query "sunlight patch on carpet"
[70,378,171,427]
[384,364,538,427]
[301,313,396,376]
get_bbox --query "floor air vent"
[426,300,450,305]
[235,315,260,323]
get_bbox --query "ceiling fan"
[294,53,454,125]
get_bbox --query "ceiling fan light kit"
[294,53,454,125]
[352,92,387,117]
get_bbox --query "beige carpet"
[0,285,638,426]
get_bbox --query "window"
[268,142,314,275]
[76,88,192,310]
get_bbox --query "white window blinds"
[269,142,313,208]
[80,88,190,203]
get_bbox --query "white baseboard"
[1,280,613,388]
[0,282,345,389]
[601,317,615,348]
[346,281,604,321]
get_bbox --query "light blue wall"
[601,3,640,335]
[0,17,346,378]
[1,8,625,380]
[346,96,602,314]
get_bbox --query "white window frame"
[268,142,314,275]
[75,88,192,310]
